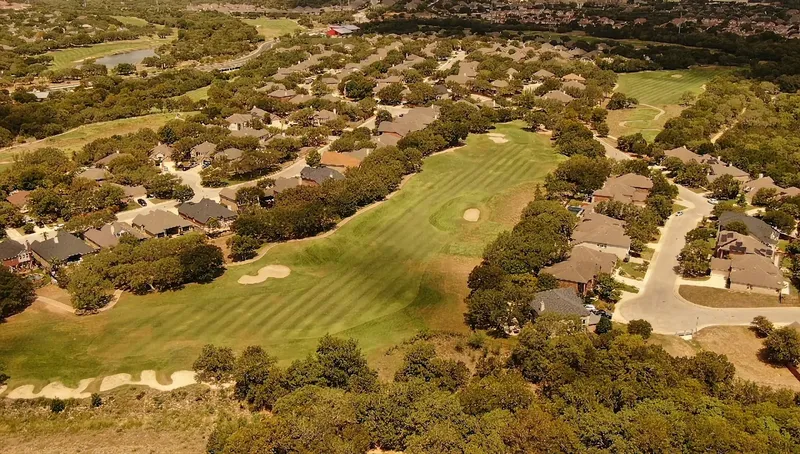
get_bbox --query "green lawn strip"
[678,285,798,308]
[619,261,648,280]
[0,124,560,387]
[111,16,150,27]
[242,18,302,39]
[177,86,211,102]
[672,203,687,213]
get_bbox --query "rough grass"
[0,123,561,388]
[178,85,211,102]
[609,68,726,141]
[111,16,150,27]
[0,113,184,160]
[242,18,302,39]
[45,36,173,70]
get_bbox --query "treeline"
[0,69,211,143]
[196,325,800,453]
[149,12,263,62]
[62,233,224,312]
[228,100,493,259]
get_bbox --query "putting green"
[0,123,560,388]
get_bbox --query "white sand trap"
[238,264,291,284]
[6,378,95,399]
[463,208,481,222]
[99,370,196,392]
[671,74,683,78]
[487,132,508,144]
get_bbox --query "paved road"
[615,185,800,334]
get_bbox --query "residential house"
[30,231,95,269]
[712,254,784,297]
[663,146,709,164]
[108,183,147,203]
[540,246,618,296]
[591,173,653,206]
[533,69,555,79]
[562,80,586,91]
[376,106,439,143]
[529,287,599,327]
[77,168,110,182]
[320,152,361,173]
[132,210,194,238]
[225,113,255,131]
[572,212,631,259]
[708,163,749,183]
[84,222,148,249]
[95,152,131,168]
[716,230,774,259]
[300,166,345,186]
[541,90,574,103]
[216,148,244,162]
[150,143,174,164]
[178,198,237,232]
[268,89,297,100]
[743,176,800,202]
[313,109,338,126]
[219,177,302,212]
[6,190,30,213]
[718,211,779,247]
[0,239,32,271]
[562,73,585,82]
[191,141,217,164]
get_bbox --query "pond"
[95,48,156,67]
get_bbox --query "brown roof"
[132,210,193,236]
[708,163,749,182]
[6,190,30,208]
[729,254,783,290]
[541,246,617,284]
[716,230,773,258]
[664,146,703,164]
[572,212,631,249]
[541,90,574,103]
[84,222,147,249]
[320,152,361,169]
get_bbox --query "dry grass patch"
[694,326,800,391]
[679,285,798,308]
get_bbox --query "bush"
[91,393,102,408]
[596,317,612,334]
[50,398,66,413]
[627,319,653,339]
[751,316,774,338]
[467,332,487,350]
[22,223,34,234]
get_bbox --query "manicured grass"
[0,123,561,387]
[616,68,724,106]
[178,85,211,102]
[111,16,150,27]
[619,261,648,280]
[609,68,727,141]
[45,36,173,70]
[673,203,687,213]
[242,18,302,39]
[0,113,184,159]
[679,285,799,308]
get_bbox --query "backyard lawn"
[45,36,173,70]
[0,123,561,388]
[0,113,186,160]
[243,18,302,39]
[608,68,726,142]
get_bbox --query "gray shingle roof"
[719,211,779,246]
[0,239,25,260]
[530,288,589,317]
[30,231,95,263]
[178,199,236,224]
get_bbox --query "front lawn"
[679,285,799,308]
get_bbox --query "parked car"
[708,198,719,205]
[675,211,684,216]
[584,304,597,311]
[136,198,147,207]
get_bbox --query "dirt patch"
[486,132,508,144]
[238,264,291,284]
[463,208,480,222]
[695,326,800,391]
[679,285,799,308]
[36,284,72,305]
[648,333,698,357]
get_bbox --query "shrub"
[467,332,487,350]
[50,398,66,413]
[627,319,653,339]
[596,317,612,334]
[751,316,774,338]
[91,393,102,408]
[764,327,800,366]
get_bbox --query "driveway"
[615,185,800,334]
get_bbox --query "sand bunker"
[6,378,96,400]
[100,370,196,392]
[486,133,508,144]
[463,208,481,222]
[238,264,291,284]
[3,371,197,400]
[671,74,683,78]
